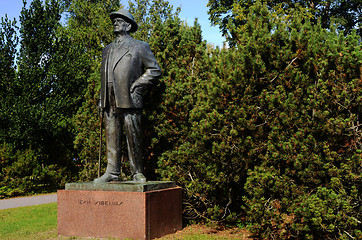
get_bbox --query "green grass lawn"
[0,203,118,240]
[0,203,59,240]
[0,203,247,240]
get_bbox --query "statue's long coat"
[100,35,161,109]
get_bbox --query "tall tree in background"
[1,0,83,197]
[0,16,18,144]
[207,0,361,46]
[68,0,121,180]
[16,0,62,155]
[0,16,19,196]
[128,0,208,183]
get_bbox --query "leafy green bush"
[154,2,361,239]
[0,143,70,198]
[236,4,361,239]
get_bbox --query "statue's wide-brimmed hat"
[110,9,138,33]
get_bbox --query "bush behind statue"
[154,2,361,239]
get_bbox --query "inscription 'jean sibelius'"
[94,9,161,184]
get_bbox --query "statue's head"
[110,9,138,33]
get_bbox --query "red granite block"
[57,187,182,239]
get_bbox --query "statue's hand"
[130,82,143,94]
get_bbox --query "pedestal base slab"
[57,186,182,239]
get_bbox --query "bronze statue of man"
[94,9,161,183]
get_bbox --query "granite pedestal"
[57,181,182,240]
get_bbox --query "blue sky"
[0,0,225,47]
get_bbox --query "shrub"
[0,143,70,198]
[154,2,361,239]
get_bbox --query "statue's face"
[113,17,131,35]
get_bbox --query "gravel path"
[0,193,57,210]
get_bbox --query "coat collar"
[110,35,132,70]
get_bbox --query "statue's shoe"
[133,173,146,183]
[93,172,119,183]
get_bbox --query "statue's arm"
[130,43,161,93]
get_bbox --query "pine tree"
[69,0,121,180]
[207,0,362,46]
[0,16,18,143]
[0,16,18,197]
[153,2,361,238]
[0,0,81,197]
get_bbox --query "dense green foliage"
[0,0,360,239]
[207,0,362,46]
[153,1,361,238]
[0,16,18,178]
[0,0,79,197]
[235,4,361,239]
[129,0,208,181]
[68,0,121,181]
